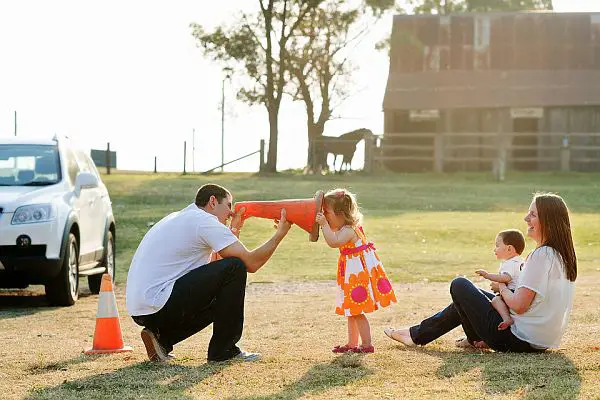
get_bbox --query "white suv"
[0,136,116,306]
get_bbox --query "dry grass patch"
[1,274,598,399]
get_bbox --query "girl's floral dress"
[335,226,396,316]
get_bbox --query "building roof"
[383,71,600,110]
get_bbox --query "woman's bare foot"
[473,340,489,349]
[497,318,514,331]
[384,328,415,346]
[455,337,474,349]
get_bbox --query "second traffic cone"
[84,274,133,354]
[234,191,324,242]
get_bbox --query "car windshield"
[0,144,61,186]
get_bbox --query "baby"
[476,229,525,330]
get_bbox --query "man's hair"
[498,229,526,255]
[195,184,230,207]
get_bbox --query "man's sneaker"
[234,350,261,362]
[140,328,171,362]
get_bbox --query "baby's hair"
[323,188,363,226]
[498,229,525,255]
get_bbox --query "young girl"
[315,188,396,353]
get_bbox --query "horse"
[316,128,373,173]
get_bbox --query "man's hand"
[475,269,489,279]
[274,208,292,236]
[230,206,247,232]
[315,212,327,227]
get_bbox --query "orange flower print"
[370,264,396,307]
[342,270,376,315]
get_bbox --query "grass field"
[1,171,599,399]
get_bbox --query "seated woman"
[384,193,577,352]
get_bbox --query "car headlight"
[11,204,55,225]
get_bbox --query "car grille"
[0,245,47,258]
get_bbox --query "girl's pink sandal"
[332,344,358,353]
[353,345,375,353]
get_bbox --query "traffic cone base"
[234,191,324,242]
[83,274,133,355]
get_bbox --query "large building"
[382,12,600,172]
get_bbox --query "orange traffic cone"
[234,191,324,241]
[84,274,133,354]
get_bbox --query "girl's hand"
[315,212,327,227]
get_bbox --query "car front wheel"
[45,233,79,306]
[88,230,115,294]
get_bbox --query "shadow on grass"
[230,355,373,400]
[27,356,229,400]
[416,348,581,399]
[0,288,95,320]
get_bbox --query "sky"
[0,0,598,173]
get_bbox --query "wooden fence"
[364,132,600,176]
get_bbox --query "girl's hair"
[323,188,362,226]
[534,193,577,281]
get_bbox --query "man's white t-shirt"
[126,203,238,316]
[510,246,575,349]
[499,256,524,291]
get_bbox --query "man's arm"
[218,209,291,273]
[210,228,239,262]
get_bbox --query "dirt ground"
[1,276,599,399]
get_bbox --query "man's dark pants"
[409,277,543,353]
[132,257,247,361]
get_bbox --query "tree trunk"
[266,106,279,172]
[306,121,325,172]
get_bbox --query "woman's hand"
[315,212,327,227]
[490,281,500,293]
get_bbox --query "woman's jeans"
[409,277,543,352]
[132,257,247,361]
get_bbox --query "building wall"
[383,106,600,172]
[390,13,600,73]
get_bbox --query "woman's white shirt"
[510,246,575,349]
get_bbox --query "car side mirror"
[75,171,99,191]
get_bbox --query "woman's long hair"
[535,193,577,281]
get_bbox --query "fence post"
[105,142,111,175]
[183,141,187,175]
[560,135,570,172]
[154,156,157,173]
[493,134,508,182]
[433,133,444,172]
[259,139,265,172]
[364,135,373,173]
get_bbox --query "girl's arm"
[475,270,512,283]
[315,212,355,248]
[321,225,355,248]
[498,283,536,314]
